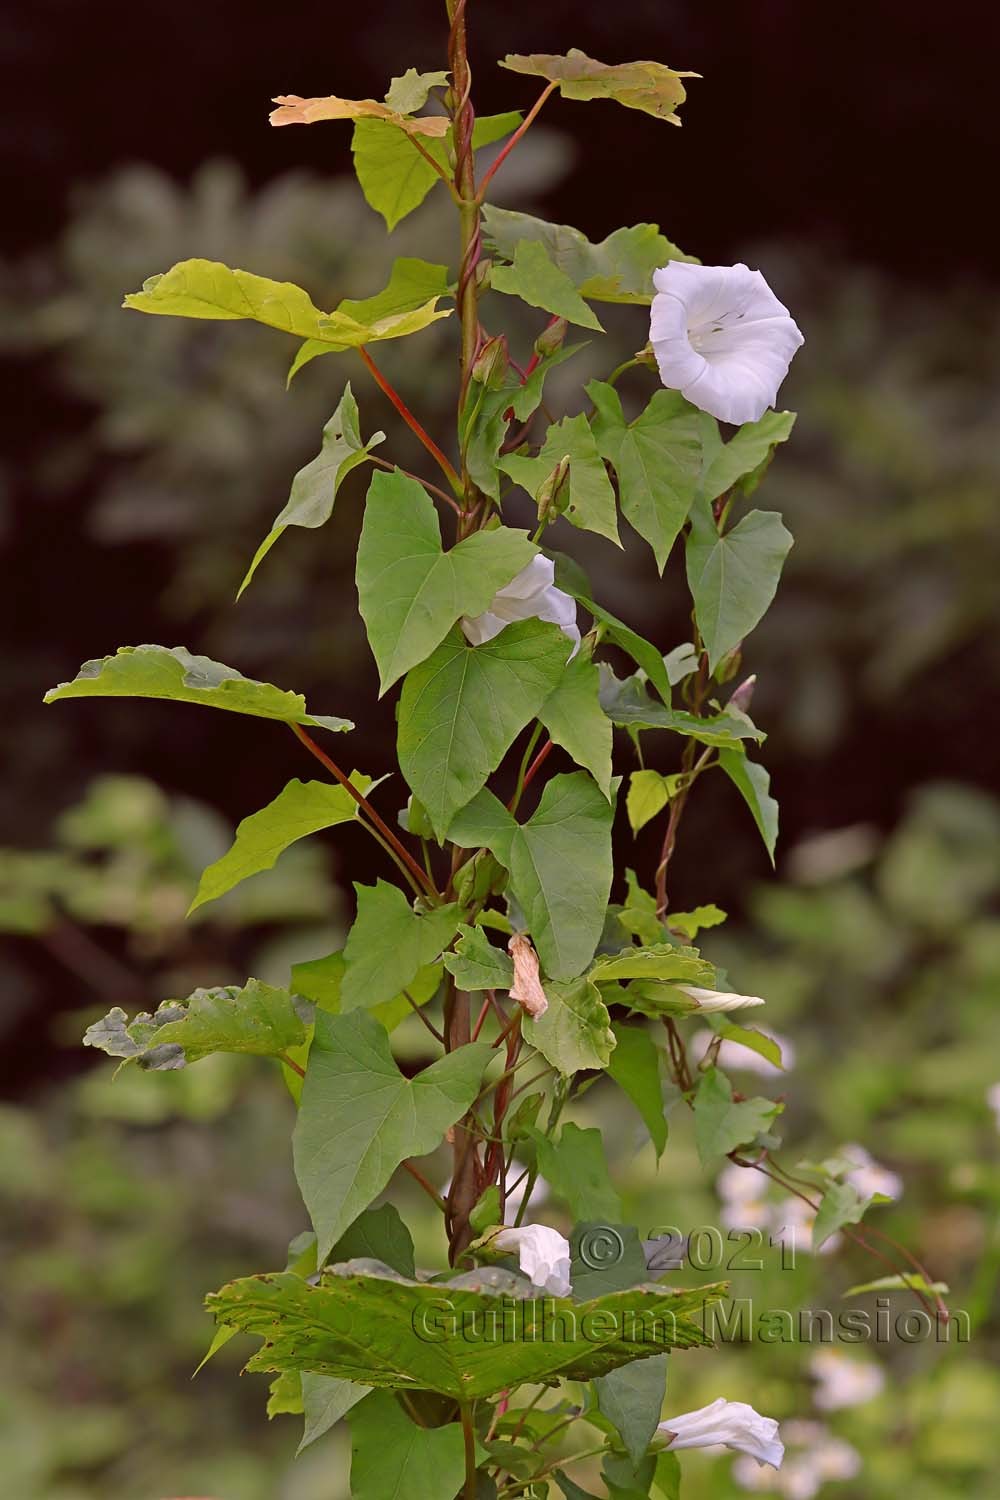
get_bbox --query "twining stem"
[368,454,462,516]
[404,130,462,196]
[357,345,463,495]
[402,1159,448,1212]
[740,1154,945,1320]
[654,743,713,919]
[289,724,437,899]
[476,81,558,199]
[401,988,447,1045]
[460,1400,478,1500]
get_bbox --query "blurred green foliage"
[3,777,998,1498]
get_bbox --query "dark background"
[2,0,997,1096]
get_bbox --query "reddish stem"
[519,737,553,797]
[290,724,437,898]
[357,345,462,493]
[477,82,558,200]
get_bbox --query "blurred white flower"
[732,1421,860,1498]
[656,1398,784,1470]
[460,555,580,654]
[491,1223,572,1297]
[987,1083,1000,1130]
[692,1026,794,1075]
[809,1349,885,1411]
[649,261,803,425]
[771,1195,841,1257]
[716,1167,839,1254]
[840,1143,903,1203]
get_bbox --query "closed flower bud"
[535,455,572,524]
[472,334,509,389]
[728,673,757,714]
[534,317,568,358]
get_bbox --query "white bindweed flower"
[649,261,803,425]
[840,1143,903,1203]
[491,1223,572,1298]
[987,1083,1000,1130]
[460,555,580,654]
[656,1398,784,1470]
[809,1349,885,1411]
[679,986,767,1014]
[732,1422,859,1499]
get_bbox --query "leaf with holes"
[84,980,311,1070]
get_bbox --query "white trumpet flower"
[656,1398,784,1470]
[649,261,803,425]
[460,555,580,654]
[491,1224,572,1298]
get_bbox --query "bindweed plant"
[45,5,941,1497]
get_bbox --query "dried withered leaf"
[508,933,548,1018]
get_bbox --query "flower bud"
[728,673,757,714]
[535,455,571,524]
[533,317,568,358]
[472,334,510,389]
[453,849,506,906]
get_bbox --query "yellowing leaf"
[124,258,451,352]
[501,49,696,124]
[270,93,449,137]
